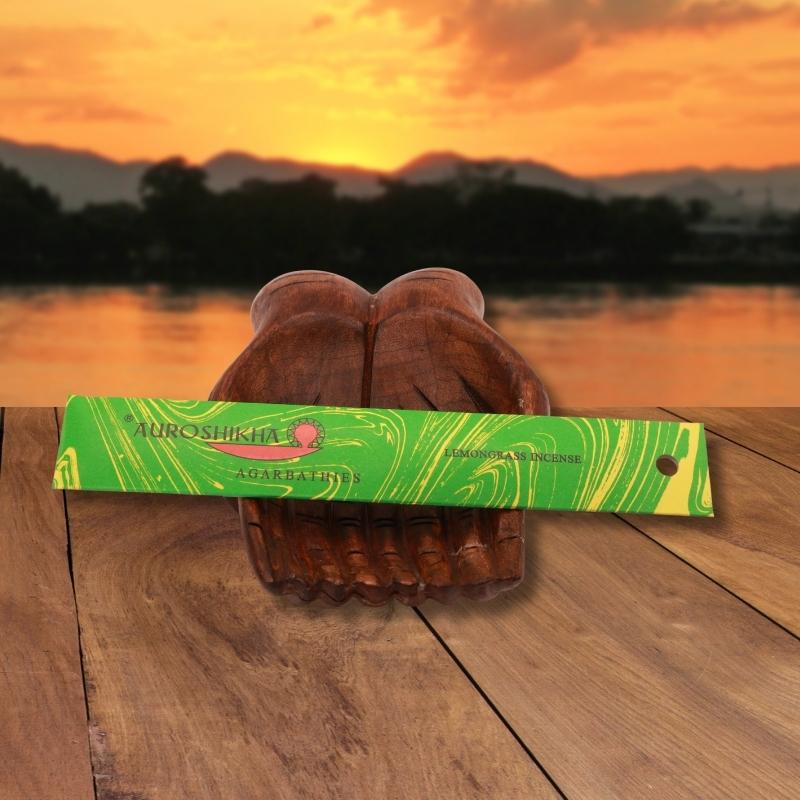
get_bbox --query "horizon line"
[2,133,799,178]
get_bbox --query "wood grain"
[64,487,558,799]
[558,407,800,636]
[421,510,800,800]
[623,429,800,635]
[666,407,800,471]
[0,408,94,800]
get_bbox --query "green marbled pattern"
[53,395,712,517]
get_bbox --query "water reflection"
[1,283,797,406]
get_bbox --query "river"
[1,283,797,406]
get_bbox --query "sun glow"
[303,143,390,170]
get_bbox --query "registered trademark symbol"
[124,414,134,423]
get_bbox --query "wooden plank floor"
[561,407,800,635]
[0,409,94,800]
[669,407,800,472]
[1,407,798,799]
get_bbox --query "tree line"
[1,157,798,286]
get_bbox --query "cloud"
[532,68,683,110]
[359,0,800,93]
[743,108,800,124]
[0,26,161,126]
[0,25,139,82]
[306,13,336,31]
[755,55,800,71]
[1,63,39,78]
[696,64,800,96]
[42,102,165,124]
[0,93,164,125]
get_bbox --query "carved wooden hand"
[210,268,549,605]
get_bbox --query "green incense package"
[53,395,713,517]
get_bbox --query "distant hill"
[594,165,800,212]
[1,136,798,214]
[659,177,750,218]
[0,138,151,208]
[393,150,601,197]
[204,151,383,197]
[0,138,601,206]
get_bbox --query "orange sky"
[2,0,799,173]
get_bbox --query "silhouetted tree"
[348,180,460,270]
[606,197,689,263]
[685,198,712,224]
[62,202,144,278]
[212,174,342,279]
[139,158,214,278]
[0,163,61,276]
[788,212,800,251]
[460,184,607,269]
[1,155,795,285]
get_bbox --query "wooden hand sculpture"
[210,268,549,605]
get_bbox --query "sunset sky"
[2,0,799,173]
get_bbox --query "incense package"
[54,395,712,517]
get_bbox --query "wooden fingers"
[217,268,547,604]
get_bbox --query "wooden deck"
[1,406,798,799]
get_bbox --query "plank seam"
[614,513,800,644]
[660,407,800,475]
[413,607,569,800]
[0,407,4,480]
[54,407,100,800]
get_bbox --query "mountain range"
[2,136,798,214]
